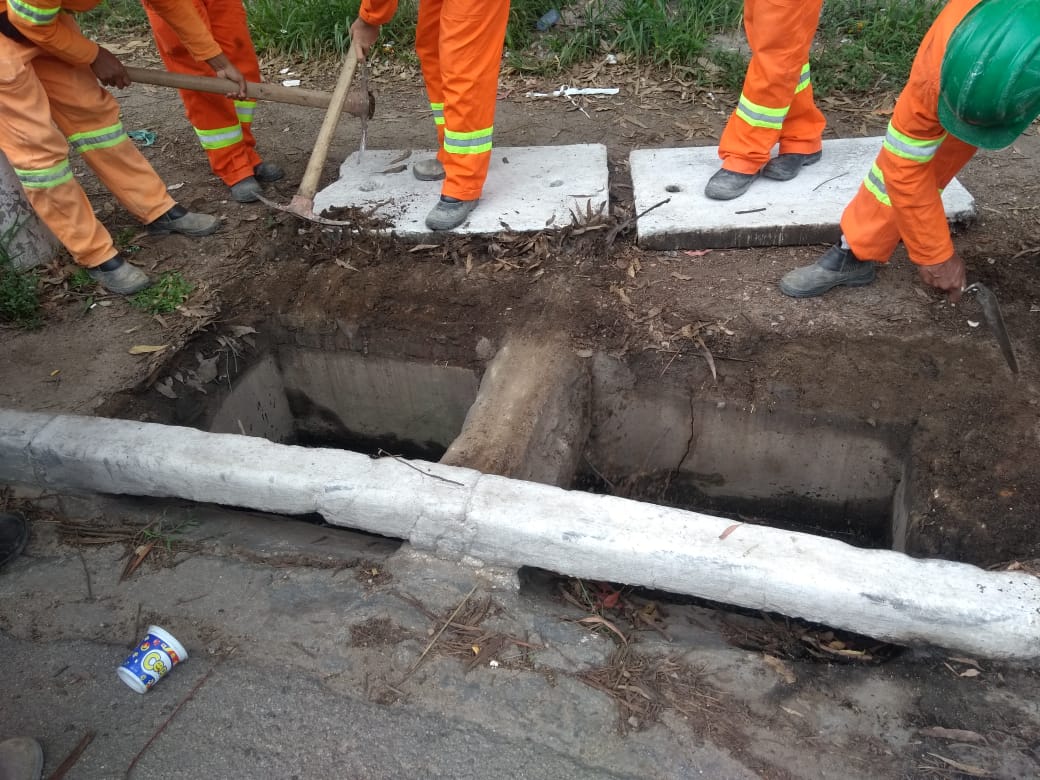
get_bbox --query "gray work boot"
[413,158,446,181]
[147,205,220,237]
[762,150,823,181]
[426,196,478,231]
[86,256,152,295]
[704,168,757,200]
[230,176,262,203]
[254,161,284,183]
[779,243,877,298]
[0,737,43,780]
[0,511,29,569]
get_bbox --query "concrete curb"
[2,408,1038,660]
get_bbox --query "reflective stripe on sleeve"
[883,121,947,163]
[862,163,891,207]
[67,122,129,154]
[7,0,59,26]
[15,159,73,189]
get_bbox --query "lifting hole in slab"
[206,347,480,462]
[578,400,913,551]
[549,180,564,188]
[358,181,381,193]
[664,184,681,193]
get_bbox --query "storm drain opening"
[581,388,913,551]
[207,346,480,461]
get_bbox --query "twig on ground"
[400,583,479,683]
[605,197,671,247]
[377,449,465,487]
[77,552,93,600]
[125,662,222,778]
[47,731,95,780]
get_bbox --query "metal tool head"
[255,193,355,227]
[965,281,1019,374]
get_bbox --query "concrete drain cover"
[630,137,977,249]
[313,145,609,239]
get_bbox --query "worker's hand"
[206,53,247,99]
[91,46,131,89]
[918,251,967,303]
[350,17,380,62]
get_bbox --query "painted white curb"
[1,409,1037,660]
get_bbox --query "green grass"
[80,0,940,95]
[68,268,95,290]
[130,271,193,314]
[0,222,42,330]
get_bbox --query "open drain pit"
[207,347,480,461]
[581,388,912,551]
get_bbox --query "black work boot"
[762,150,823,181]
[0,737,43,780]
[86,256,151,295]
[147,204,220,237]
[0,511,29,569]
[779,243,877,298]
[704,168,758,200]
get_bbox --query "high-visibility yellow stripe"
[194,124,243,151]
[8,0,59,25]
[794,63,811,95]
[735,93,788,130]
[863,163,891,207]
[68,122,129,154]
[235,100,256,124]
[15,159,73,189]
[430,102,445,126]
[443,126,493,155]
[883,121,946,163]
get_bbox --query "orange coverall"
[0,0,219,268]
[144,0,263,187]
[718,0,826,174]
[841,0,982,267]
[359,0,509,201]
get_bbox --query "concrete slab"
[630,137,977,250]
[312,145,609,240]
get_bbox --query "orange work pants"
[415,0,509,201]
[0,19,174,268]
[841,136,977,265]
[718,0,826,174]
[144,0,262,186]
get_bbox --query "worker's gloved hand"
[918,251,967,303]
[350,17,380,61]
[92,47,131,89]
[206,53,247,99]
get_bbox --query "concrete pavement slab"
[630,138,976,249]
[312,145,609,240]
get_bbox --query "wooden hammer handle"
[124,66,336,110]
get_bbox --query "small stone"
[475,337,495,361]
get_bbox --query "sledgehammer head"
[345,89,375,119]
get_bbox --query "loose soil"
[2,45,1039,778]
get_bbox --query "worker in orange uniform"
[0,0,246,294]
[780,0,1040,300]
[143,0,283,203]
[705,0,826,200]
[350,0,509,231]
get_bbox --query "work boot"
[704,168,757,200]
[0,512,29,569]
[146,204,220,237]
[0,737,43,780]
[779,243,877,298]
[426,196,478,231]
[253,162,284,183]
[762,150,823,181]
[230,176,262,203]
[413,158,446,182]
[86,256,152,295]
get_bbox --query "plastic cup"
[117,625,188,694]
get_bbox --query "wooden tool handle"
[124,66,335,110]
[297,45,359,201]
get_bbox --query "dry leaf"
[918,727,986,744]
[683,249,712,257]
[925,753,991,777]
[948,656,982,669]
[577,616,628,645]
[128,344,168,355]
[718,523,742,540]
[779,705,805,718]
[763,654,797,684]
[471,645,480,655]
[959,668,981,678]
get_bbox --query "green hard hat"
[939,0,1040,150]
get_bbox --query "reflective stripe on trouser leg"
[67,121,130,154]
[443,126,493,155]
[195,124,244,151]
[14,159,73,189]
[718,0,824,173]
[234,100,256,126]
[145,0,263,185]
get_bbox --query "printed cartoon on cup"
[117,625,188,694]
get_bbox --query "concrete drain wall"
[583,390,912,550]
[208,348,480,460]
